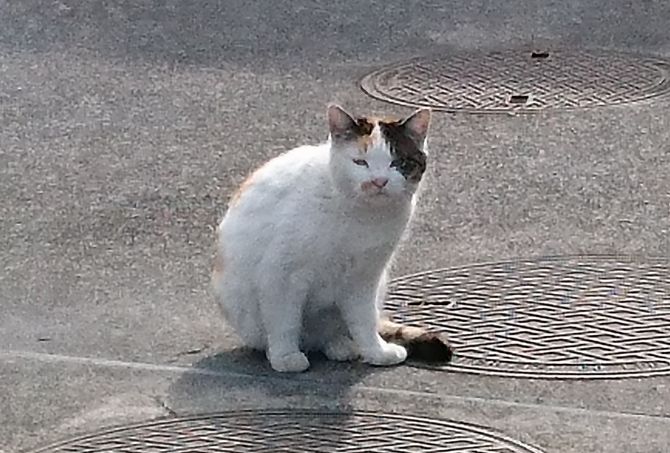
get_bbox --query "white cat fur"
[212,105,431,372]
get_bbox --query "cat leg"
[339,283,407,366]
[303,306,359,362]
[322,334,359,362]
[258,274,310,373]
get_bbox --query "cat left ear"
[327,104,357,139]
[401,108,431,142]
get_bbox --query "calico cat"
[212,104,451,372]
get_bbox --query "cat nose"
[371,177,389,188]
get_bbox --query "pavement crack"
[153,396,179,417]
[166,344,210,364]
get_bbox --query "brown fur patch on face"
[352,117,376,152]
[333,112,423,160]
[357,135,373,152]
[330,114,378,151]
[354,117,376,135]
[379,119,427,183]
[356,116,409,152]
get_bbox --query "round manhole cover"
[387,256,670,379]
[31,410,545,453]
[360,49,670,113]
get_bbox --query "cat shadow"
[169,346,380,409]
[167,347,383,445]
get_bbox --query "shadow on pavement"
[167,347,382,444]
[170,346,379,402]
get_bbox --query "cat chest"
[300,215,405,302]
[307,225,396,272]
[305,241,391,306]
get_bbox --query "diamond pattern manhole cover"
[360,49,670,113]
[386,255,670,379]
[30,410,545,453]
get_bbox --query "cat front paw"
[361,341,407,366]
[268,351,310,373]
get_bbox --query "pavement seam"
[4,350,669,423]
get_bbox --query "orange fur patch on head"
[355,117,379,152]
[357,134,373,152]
[331,110,406,153]
[355,116,376,134]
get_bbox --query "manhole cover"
[360,49,670,113]
[31,410,545,453]
[387,255,670,379]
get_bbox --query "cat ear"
[327,104,357,139]
[400,108,431,142]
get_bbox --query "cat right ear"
[327,104,357,139]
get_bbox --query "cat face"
[327,105,431,204]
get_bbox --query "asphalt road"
[1,1,669,452]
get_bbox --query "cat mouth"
[368,190,390,198]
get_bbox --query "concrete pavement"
[1,1,669,452]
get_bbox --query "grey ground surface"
[1,1,669,452]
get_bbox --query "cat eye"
[353,159,369,167]
[391,159,416,174]
[390,159,410,170]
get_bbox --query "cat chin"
[357,191,408,206]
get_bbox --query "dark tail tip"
[407,333,453,363]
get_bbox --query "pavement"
[1,1,669,452]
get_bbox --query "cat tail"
[378,316,453,363]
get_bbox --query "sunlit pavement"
[1,2,669,452]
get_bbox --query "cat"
[212,104,452,372]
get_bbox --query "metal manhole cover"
[387,255,670,379]
[31,410,545,453]
[360,49,670,113]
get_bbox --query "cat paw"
[269,351,310,373]
[323,337,359,362]
[361,342,407,366]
